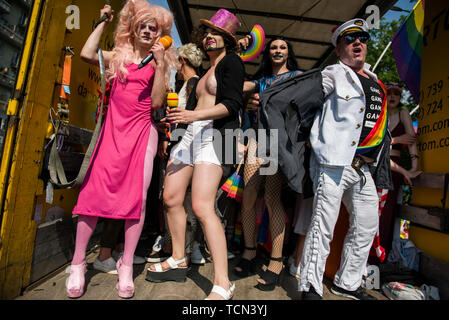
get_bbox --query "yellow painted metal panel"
[0,0,44,299]
[416,0,449,173]
[34,189,79,224]
[63,0,121,130]
[411,187,449,208]
[409,0,449,265]
[0,0,71,299]
[410,225,449,264]
[6,100,19,116]
[0,0,44,221]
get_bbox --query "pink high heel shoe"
[116,258,134,299]
[65,262,87,298]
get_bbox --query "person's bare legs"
[149,159,193,271]
[191,162,230,300]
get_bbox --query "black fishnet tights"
[240,139,286,275]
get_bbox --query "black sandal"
[255,256,283,291]
[233,247,257,278]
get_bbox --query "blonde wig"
[107,0,178,85]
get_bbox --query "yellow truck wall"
[412,0,449,264]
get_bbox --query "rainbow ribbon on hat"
[356,79,388,154]
[240,25,265,62]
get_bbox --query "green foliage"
[366,15,419,116]
[366,16,406,83]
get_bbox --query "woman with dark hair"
[233,36,301,291]
[374,83,421,258]
[252,37,299,80]
[145,9,245,300]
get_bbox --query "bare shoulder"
[399,107,412,119]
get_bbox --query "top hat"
[200,9,241,46]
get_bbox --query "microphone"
[138,36,173,69]
[166,91,178,126]
[166,91,178,108]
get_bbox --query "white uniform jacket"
[310,61,380,166]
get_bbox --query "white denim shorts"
[169,120,221,166]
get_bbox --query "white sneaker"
[288,262,301,279]
[190,242,206,265]
[152,235,164,253]
[93,257,118,274]
[112,251,146,265]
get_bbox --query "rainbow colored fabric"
[356,80,388,154]
[240,25,265,62]
[220,172,244,203]
[391,0,424,102]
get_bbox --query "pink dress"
[73,63,158,220]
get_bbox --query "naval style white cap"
[331,18,370,47]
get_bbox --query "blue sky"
[150,0,182,49]
[383,0,418,22]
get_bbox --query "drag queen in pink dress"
[66,0,176,299]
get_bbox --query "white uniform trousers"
[298,163,379,296]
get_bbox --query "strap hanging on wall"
[47,47,106,195]
[46,6,111,200]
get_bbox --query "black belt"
[351,155,366,187]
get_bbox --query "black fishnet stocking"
[240,139,286,276]
[240,139,263,262]
[263,172,286,275]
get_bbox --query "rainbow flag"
[391,0,424,102]
[220,171,244,203]
[356,80,388,154]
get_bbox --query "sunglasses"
[342,33,370,44]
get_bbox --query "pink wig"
[107,0,178,85]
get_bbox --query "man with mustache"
[299,19,392,300]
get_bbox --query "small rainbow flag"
[356,80,388,154]
[240,25,265,62]
[391,0,424,102]
[220,171,244,203]
[220,159,244,202]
